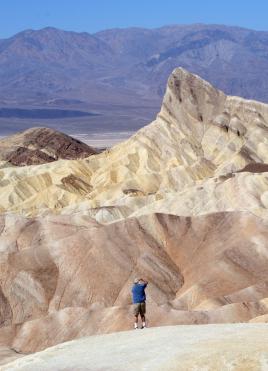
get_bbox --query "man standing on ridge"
[131,278,148,329]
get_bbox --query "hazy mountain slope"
[1,24,268,104]
[0,27,114,101]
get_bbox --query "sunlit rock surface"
[3,324,268,371]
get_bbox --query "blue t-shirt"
[132,283,147,304]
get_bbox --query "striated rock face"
[3,324,268,371]
[1,68,268,365]
[1,211,268,356]
[0,127,97,166]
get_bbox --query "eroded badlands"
[1,68,268,368]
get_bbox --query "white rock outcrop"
[3,324,268,371]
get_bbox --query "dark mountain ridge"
[0,127,97,166]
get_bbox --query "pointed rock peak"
[160,67,226,125]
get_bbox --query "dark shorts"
[133,302,146,316]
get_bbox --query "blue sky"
[1,0,268,38]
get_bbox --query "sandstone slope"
[1,211,268,356]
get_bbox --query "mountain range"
[1,24,268,135]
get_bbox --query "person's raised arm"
[140,278,148,286]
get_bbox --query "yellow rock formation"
[0,68,268,221]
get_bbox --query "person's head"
[134,278,139,284]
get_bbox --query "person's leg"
[134,314,138,329]
[141,303,146,328]
[133,304,139,329]
[141,315,146,325]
